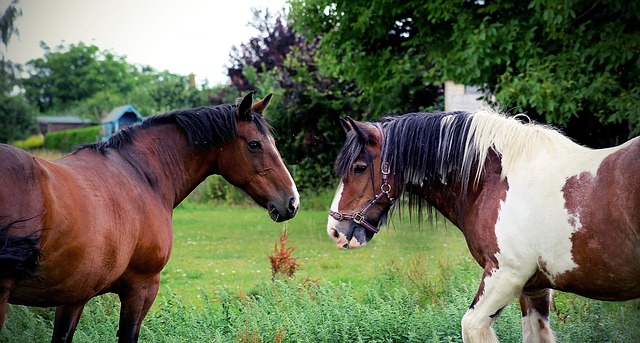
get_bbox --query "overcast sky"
[1,0,287,85]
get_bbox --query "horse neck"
[409,149,505,231]
[118,124,218,207]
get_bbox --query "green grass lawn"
[162,202,472,305]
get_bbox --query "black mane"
[382,112,474,219]
[76,104,271,154]
[381,111,474,195]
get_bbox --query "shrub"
[43,126,100,152]
[10,134,44,150]
[404,253,453,305]
[299,187,337,211]
[267,229,300,279]
[187,175,253,206]
[188,175,340,209]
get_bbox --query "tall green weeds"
[4,258,639,342]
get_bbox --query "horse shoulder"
[0,146,49,226]
[126,203,174,276]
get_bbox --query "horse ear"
[340,117,352,133]
[236,91,254,120]
[251,93,273,116]
[347,117,374,144]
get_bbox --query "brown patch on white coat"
[556,140,640,300]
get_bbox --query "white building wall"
[444,80,487,112]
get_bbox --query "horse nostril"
[342,243,349,249]
[288,197,297,212]
[331,228,340,238]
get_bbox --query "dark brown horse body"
[0,93,299,342]
[328,110,639,342]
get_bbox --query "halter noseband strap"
[329,124,395,233]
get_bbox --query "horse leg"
[116,275,160,343]
[0,278,16,331]
[461,267,524,343]
[519,289,555,343]
[52,302,88,343]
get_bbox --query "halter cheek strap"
[329,124,395,234]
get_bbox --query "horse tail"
[0,218,43,281]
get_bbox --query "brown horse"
[328,110,640,342]
[0,92,299,342]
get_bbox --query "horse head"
[216,92,299,222]
[327,117,396,248]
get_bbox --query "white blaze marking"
[289,174,300,209]
[267,135,300,208]
[327,182,344,234]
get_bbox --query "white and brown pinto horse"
[327,110,640,343]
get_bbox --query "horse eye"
[354,164,368,174]
[248,141,262,151]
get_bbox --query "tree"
[228,10,363,191]
[290,0,640,147]
[0,0,36,143]
[227,9,297,92]
[22,42,139,113]
[0,0,21,95]
[20,41,213,120]
[0,0,20,46]
[0,95,37,143]
[254,42,363,190]
[145,70,209,113]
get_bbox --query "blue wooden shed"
[100,105,144,141]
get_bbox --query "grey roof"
[37,115,94,124]
[101,105,143,123]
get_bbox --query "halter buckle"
[381,161,390,175]
[330,211,343,221]
[353,213,364,224]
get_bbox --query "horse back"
[547,137,640,299]
[577,137,640,243]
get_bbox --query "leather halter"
[329,124,395,233]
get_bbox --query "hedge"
[10,135,45,150]
[43,125,101,152]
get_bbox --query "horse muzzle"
[327,224,369,249]
[268,196,299,222]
